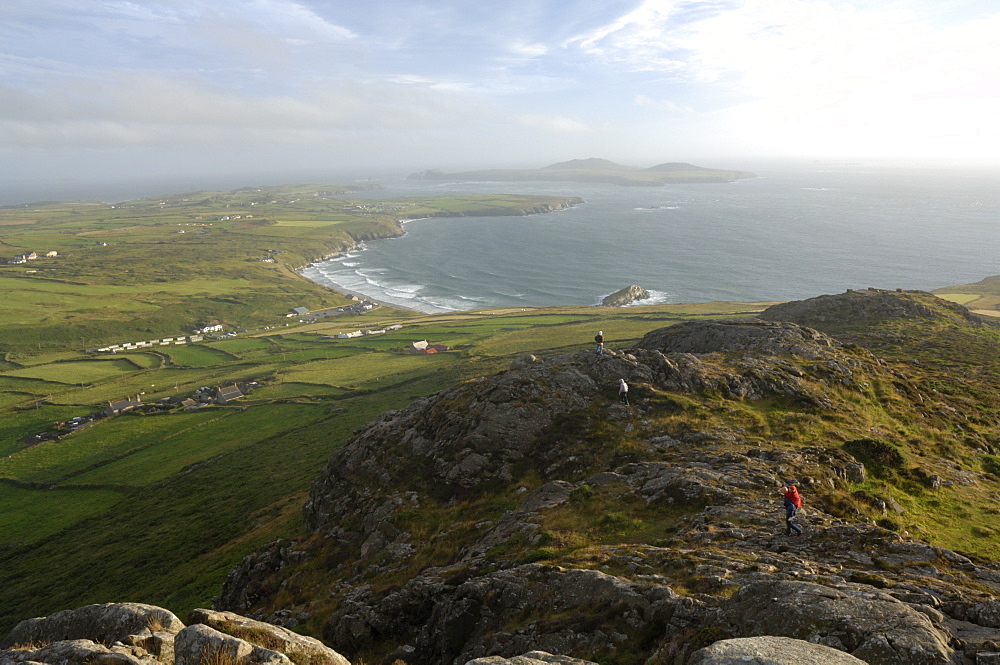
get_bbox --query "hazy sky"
[3,0,1000,190]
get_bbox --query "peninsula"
[408,157,757,186]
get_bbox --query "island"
[601,284,651,306]
[408,157,756,186]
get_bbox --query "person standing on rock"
[782,485,803,535]
[594,331,605,355]
[619,378,629,405]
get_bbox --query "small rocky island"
[601,284,651,306]
[408,157,756,186]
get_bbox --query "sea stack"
[601,284,650,306]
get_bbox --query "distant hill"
[540,157,636,171]
[408,159,756,186]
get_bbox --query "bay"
[300,162,1000,313]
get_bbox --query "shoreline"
[298,262,429,314]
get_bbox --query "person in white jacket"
[619,378,629,405]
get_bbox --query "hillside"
[407,160,756,186]
[203,290,1000,665]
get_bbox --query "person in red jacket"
[782,485,803,535]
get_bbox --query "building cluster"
[93,325,228,353]
[410,340,449,354]
[331,324,402,339]
[26,382,257,444]
[7,250,57,264]
[95,335,205,353]
[162,382,252,411]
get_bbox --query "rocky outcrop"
[720,581,954,665]
[174,624,292,665]
[600,285,650,307]
[187,610,348,665]
[688,636,869,664]
[0,604,350,665]
[1,603,183,650]
[214,314,1000,665]
[760,288,992,328]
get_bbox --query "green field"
[0,483,126,545]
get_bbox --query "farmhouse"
[288,306,309,317]
[105,396,142,416]
[215,384,245,404]
[410,340,449,354]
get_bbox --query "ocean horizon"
[299,162,1000,313]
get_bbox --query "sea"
[298,162,1000,313]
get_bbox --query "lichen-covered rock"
[173,624,291,665]
[188,609,348,665]
[722,581,953,665]
[465,651,598,665]
[0,639,151,665]
[1,603,184,650]
[688,636,869,664]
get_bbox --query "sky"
[3,0,1000,196]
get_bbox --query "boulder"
[722,581,953,665]
[688,636,868,664]
[465,651,598,664]
[0,639,149,665]
[1,603,184,649]
[188,609,349,665]
[173,624,291,665]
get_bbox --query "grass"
[0,409,227,483]
[4,359,139,384]
[0,483,126,545]
[162,345,239,367]
[68,403,328,486]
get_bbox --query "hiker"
[782,485,803,535]
[594,330,604,355]
[618,378,629,404]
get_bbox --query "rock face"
[600,284,650,307]
[0,604,350,665]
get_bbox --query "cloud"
[566,0,1000,159]
[634,94,692,113]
